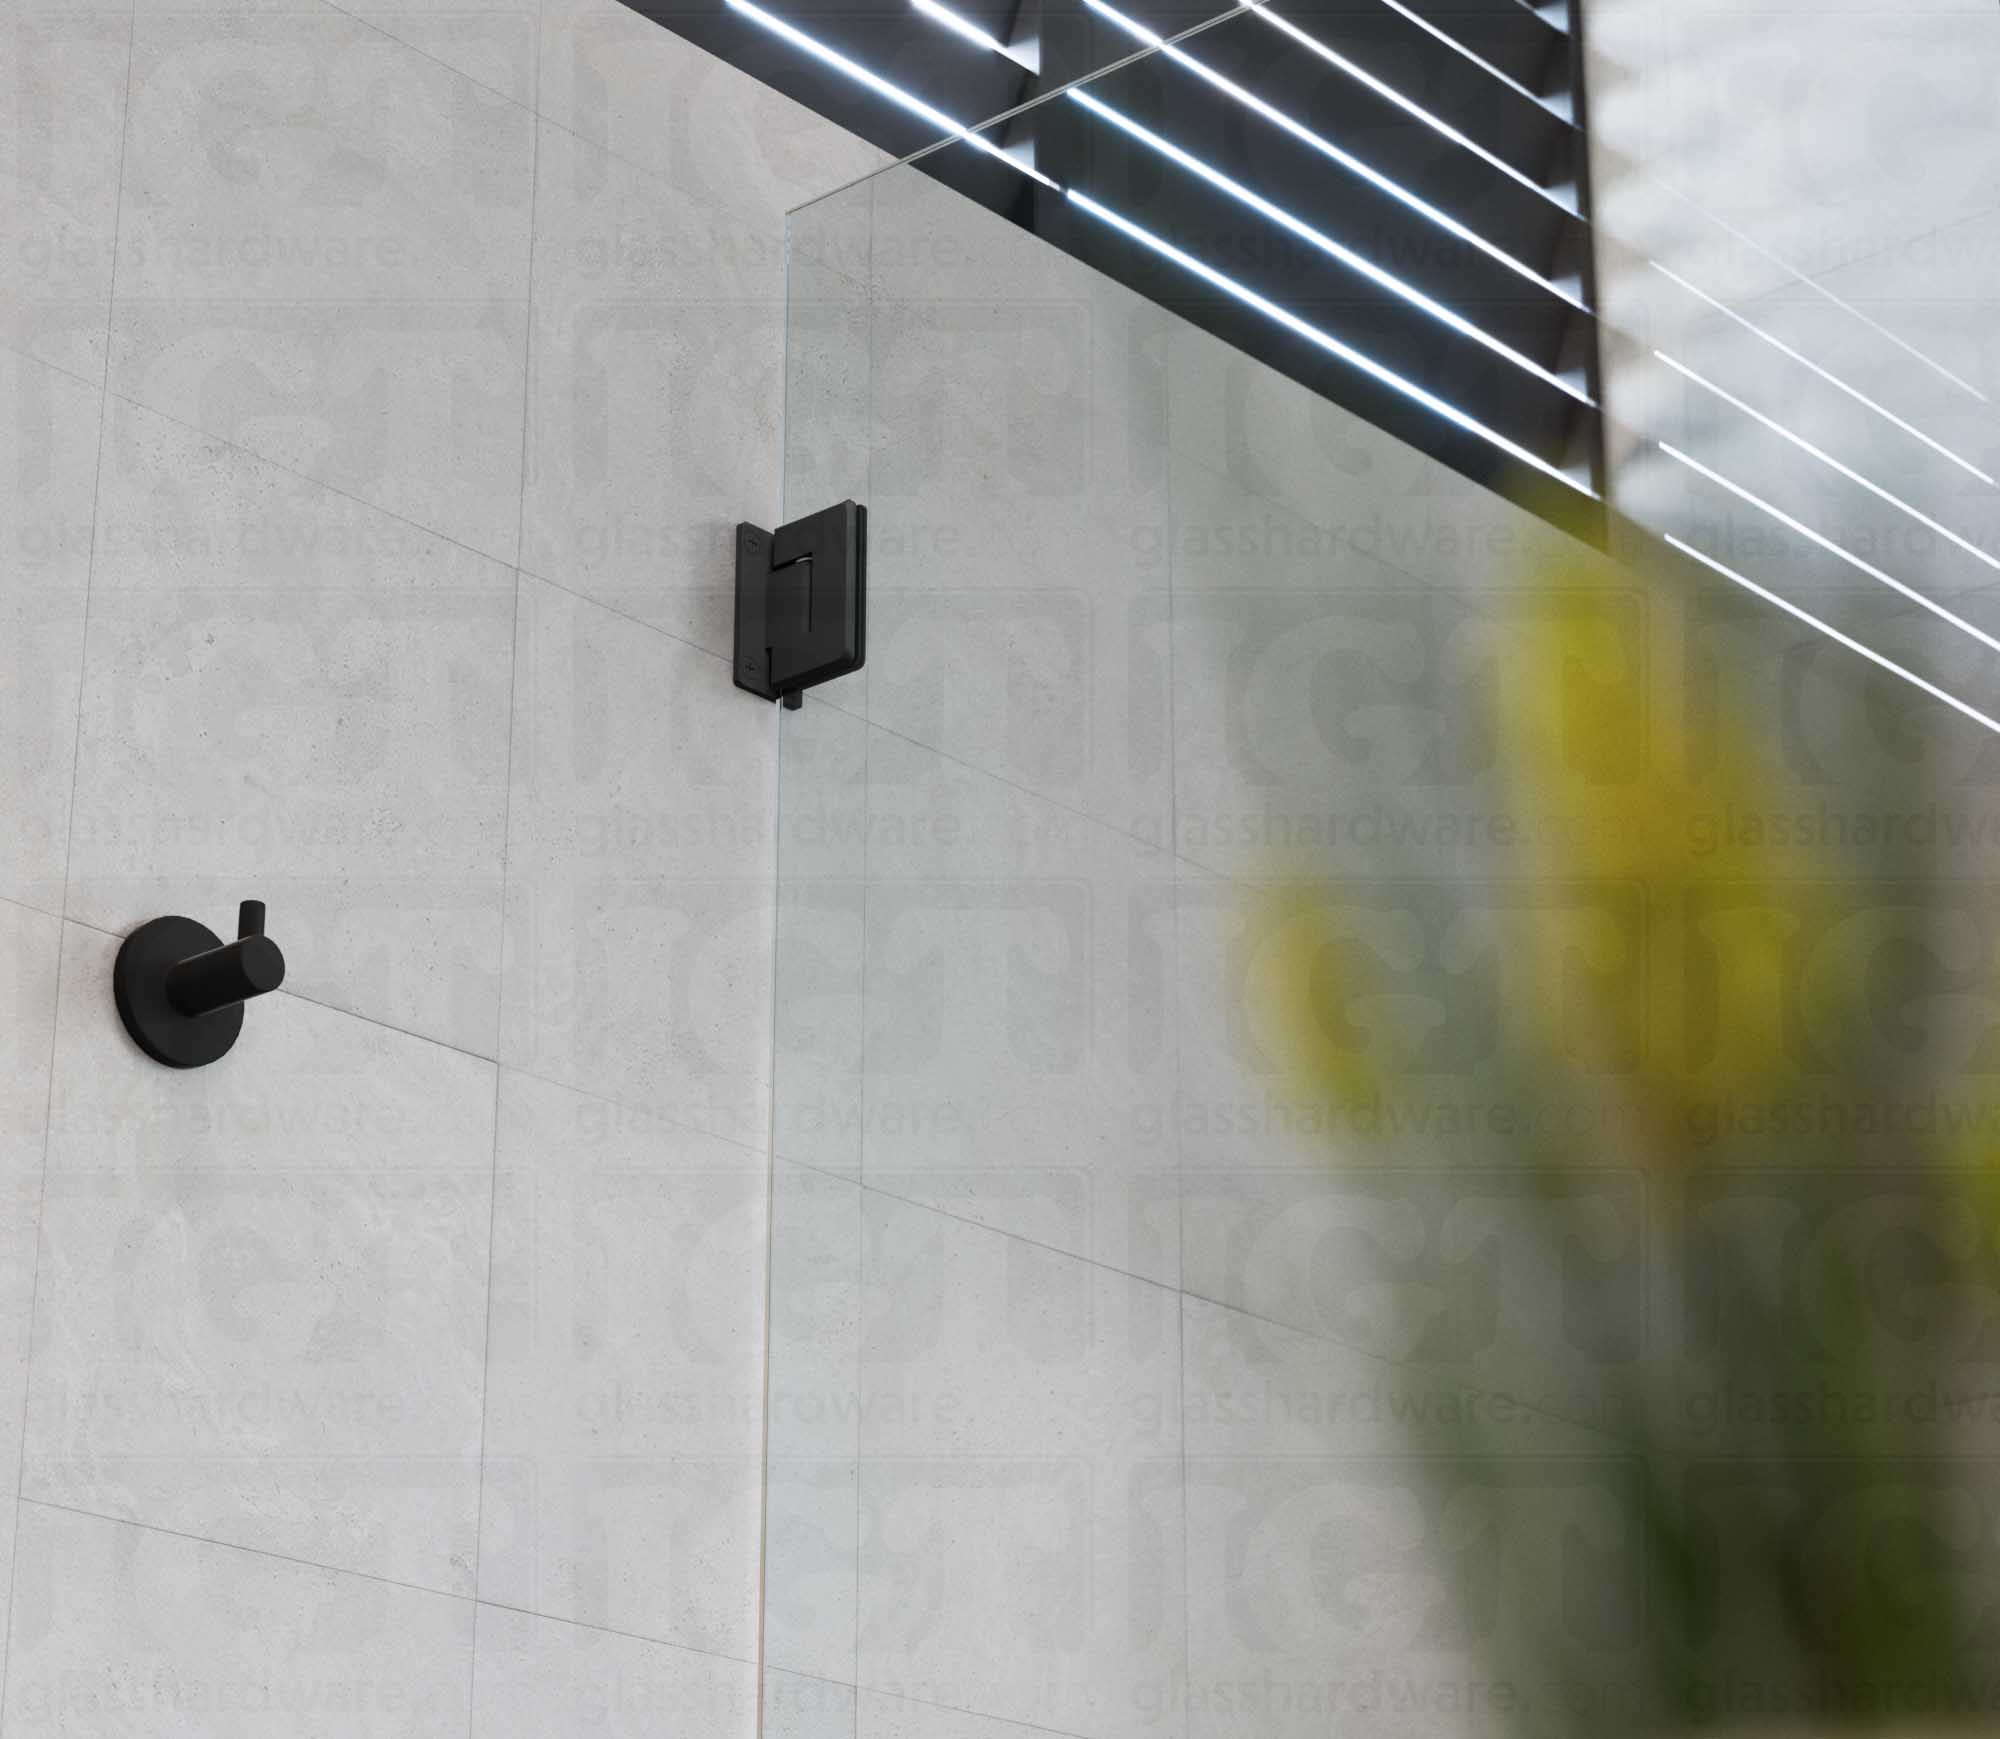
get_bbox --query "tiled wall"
[16,0,1971,1731]
[765,168,1641,1739]
[0,0,883,1730]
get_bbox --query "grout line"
[848,292,877,1688]
[0,916,72,1719]
[0,337,104,399]
[534,107,792,235]
[770,1153,1650,1457]
[464,703,516,1727]
[752,184,796,1739]
[470,1596,762,1669]
[1164,429,1194,1729]
[0,15,137,1706]
[95,386,521,576]
[1163,376,1188,1303]
[14,1496,776,1672]
[51,906,772,1167]
[311,0,537,112]
[87,0,135,402]
[1172,1278,1646,1450]
[768,1661,1112,1739]
[856,1679,1100,1739]
[53,0,134,928]
[0,890,62,927]
[513,564,737,672]
[824,694,1175,861]
[849,694,869,1694]
[467,1600,486,1729]
[775,1153,1181,1297]
[88,374,751,683]
[1175,1287,1193,1733]
[242,0,814,255]
[17,1494,480,1606]
[512,106,541,577]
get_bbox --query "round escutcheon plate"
[113,915,245,1069]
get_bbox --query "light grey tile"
[783,243,871,520]
[112,12,533,308]
[857,1189,1180,1469]
[1169,450,1416,596]
[856,1193,1184,1739]
[863,728,1180,1287]
[108,298,532,562]
[0,349,100,594]
[0,0,130,381]
[342,0,538,109]
[1165,321,1578,598]
[1169,580,1628,883]
[109,8,533,559]
[471,1603,757,1739]
[68,398,514,1052]
[1172,866,1647,1430]
[787,176,872,302]
[0,901,60,1667]
[520,120,785,657]
[88,392,518,596]
[537,0,889,231]
[23,922,496,1593]
[773,702,865,1177]
[476,1068,765,1658]
[0,585,89,917]
[1182,1294,1588,1459]
[867,170,1172,441]
[2,1502,476,1736]
[873,172,1093,306]
[780,246,871,711]
[857,1689,1086,1739]
[0,348,99,914]
[770,1670,857,1739]
[764,1160,861,1684]
[867,295,1172,844]
[499,575,776,1146]
[1180,1296,1644,1739]
[774,678,865,872]
[1172,860,1413,1186]
[0,897,62,1168]
[866,170,1071,311]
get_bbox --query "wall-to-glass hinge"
[733,500,866,710]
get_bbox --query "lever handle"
[114,899,288,1068]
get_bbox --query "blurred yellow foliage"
[1256,543,1849,1163]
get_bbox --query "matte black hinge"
[734,501,866,709]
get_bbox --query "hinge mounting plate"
[733,500,866,709]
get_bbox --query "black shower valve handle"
[113,898,288,1069]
